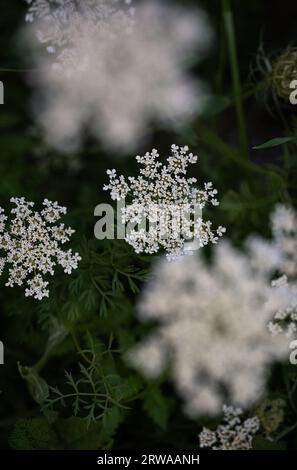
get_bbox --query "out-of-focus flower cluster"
[24,1,211,151]
[104,145,225,260]
[268,274,297,336]
[25,0,134,58]
[271,204,297,278]
[261,205,297,337]
[127,239,289,416]
[199,405,260,450]
[0,198,81,300]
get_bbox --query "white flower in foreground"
[199,405,260,450]
[0,198,81,300]
[104,145,225,260]
[127,240,289,416]
[25,1,211,151]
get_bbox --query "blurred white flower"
[127,240,289,416]
[199,405,260,450]
[25,1,212,151]
[25,0,134,52]
[250,205,297,338]
[271,204,297,278]
[104,144,225,259]
[0,197,81,300]
[268,275,297,337]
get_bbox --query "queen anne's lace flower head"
[127,239,290,416]
[0,197,81,300]
[199,405,260,450]
[25,1,211,151]
[104,145,225,260]
[25,0,135,56]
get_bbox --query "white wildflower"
[0,197,81,300]
[25,274,49,301]
[0,208,7,232]
[25,0,135,56]
[264,205,297,337]
[104,145,224,260]
[127,240,289,416]
[268,275,297,337]
[25,1,211,151]
[199,405,260,450]
[271,204,297,278]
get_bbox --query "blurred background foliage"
[1,0,297,450]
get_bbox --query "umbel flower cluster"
[268,275,297,337]
[199,405,260,450]
[104,145,225,260]
[254,205,297,337]
[25,1,211,151]
[0,198,81,300]
[25,0,135,58]
[127,240,289,416]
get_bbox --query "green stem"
[33,348,51,373]
[215,21,227,94]
[222,0,249,159]
[195,122,282,179]
[274,421,297,442]
[70,330,128,410]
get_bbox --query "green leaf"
[202,95,231,118]
[128,276,140,294]
[57,417,102,450]
[18,363,49,406]
[9,417,103,450]
[100,298,108,316]
[101,407,123,442]
[112,272,124,293]
[113,376,142,401]
[252,436,287,450]
[46,319,68,353]
[9,418,57,450]
[143,386,170,430]
[253,136,297,149]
